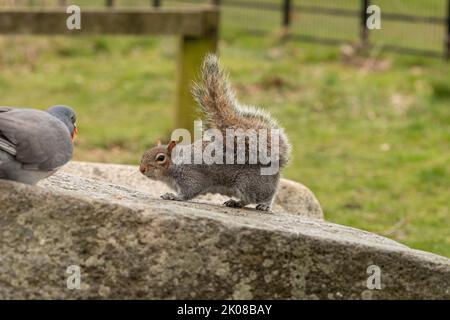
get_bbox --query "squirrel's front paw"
[161,193,179,201]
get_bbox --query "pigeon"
[0,105,77,185]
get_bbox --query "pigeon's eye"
[156,154,166,162]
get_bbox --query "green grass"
[0,1,448,257]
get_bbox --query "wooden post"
[282,0,292,31]
[446,0,450,60]
[211,0,221,5]
[360,0,369,47]
[152,0,161,7]
[57,0,67,6]
[175,10,219,135]
[280,0,292,38]
[106,0,115,7]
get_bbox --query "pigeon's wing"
[0,108,73,171]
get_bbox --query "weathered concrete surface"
[0,169,449,299]
[60,161,324,220]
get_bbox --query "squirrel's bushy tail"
[192,54,291,167]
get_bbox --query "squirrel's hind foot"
[224,199,245,208]
[256,203,272,212]
[161,193,182,201]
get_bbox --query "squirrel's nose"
[139,165,146,175]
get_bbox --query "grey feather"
[0,137,16,155]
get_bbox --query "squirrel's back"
[192,54,291,167]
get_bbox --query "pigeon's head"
[140,140,176,180]
[47,105,78,141]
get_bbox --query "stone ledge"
[0,168,448,299]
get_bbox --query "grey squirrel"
[140,54,291,211]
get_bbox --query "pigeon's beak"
[72,124,78,141]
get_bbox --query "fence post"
[58,0,67,6]
[152,0,161,7]
[446,0,450,60]
[105,0,115,7]
[282,0,292,35]
[211,0,221,6]
[175,10,219,135]
[360,0,370,47]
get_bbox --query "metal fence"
[1,0,449,59]
[166,0,450,59]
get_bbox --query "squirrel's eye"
[156,155,165,162]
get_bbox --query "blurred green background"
[0,0,448,257]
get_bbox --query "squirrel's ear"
[167,140,177,154]
[156,140,162,147]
